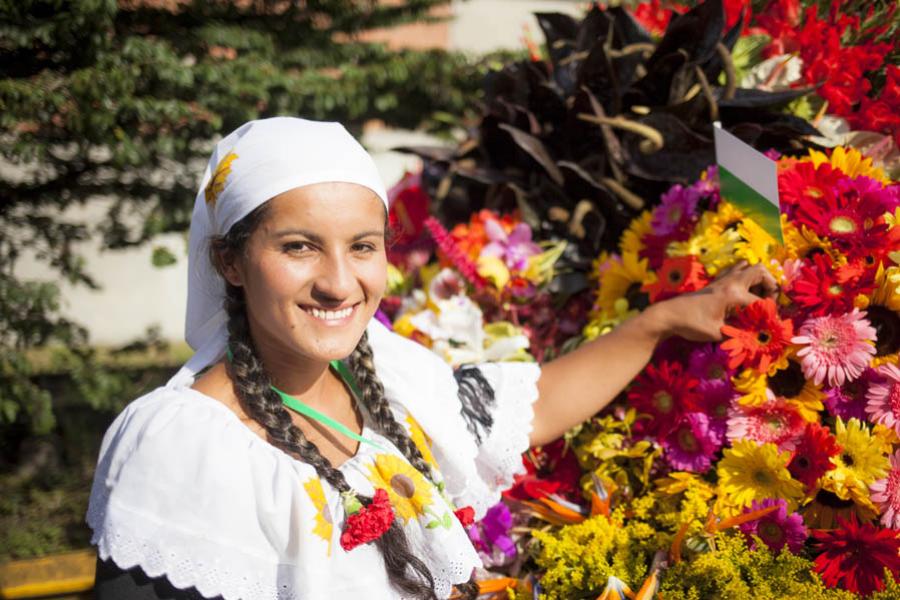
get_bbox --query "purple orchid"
[468,501,517,566]
[481,219,541,271]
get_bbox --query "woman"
[88,117,776,599]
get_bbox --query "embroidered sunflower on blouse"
[367,453,433,524]
[303,477,333,555]
[204,151,238,206]
[405,414,438,471]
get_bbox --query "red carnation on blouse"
[454,506,475,528]
[340,489,395,551]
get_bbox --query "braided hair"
[210,203,479,600]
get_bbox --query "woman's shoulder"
[87,384,319,600]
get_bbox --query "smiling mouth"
[300,303,358,322]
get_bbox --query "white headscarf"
[167,117,388,388]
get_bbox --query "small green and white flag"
[713,122,783,244]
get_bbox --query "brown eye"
[283,241,312,253]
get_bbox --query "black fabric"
[94,556,224,600]
[453,365,496,445]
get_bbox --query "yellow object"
[0,549,95,599]
[476,255,510,289]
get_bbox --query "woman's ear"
[216,249,244,288]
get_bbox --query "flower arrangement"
[384,144,900,597]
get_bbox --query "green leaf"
[151,246,177,268]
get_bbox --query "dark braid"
[347,332,436,484]
[224,285,437,599]
[347,332,481,600]
[211,207,435,599]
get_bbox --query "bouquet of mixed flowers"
[384,145,900,598]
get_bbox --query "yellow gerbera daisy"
[619,210,653,255]
[857,264,900,312]
[699,200,745,234]
[367,453,434,523]
[803,146,890,184]
[826,418,889,501]
[204,151,238,206]
[716,440,804,510]
[781,216,846,264]
[873,352,899,368]
[802,485,878,529]
[733,369,769,407]
[405,414,438,472]
[594,250,656,318]
[303,477,333,555]
[734,219,781,273]
[668,228,741,276]
[766,355,825,422]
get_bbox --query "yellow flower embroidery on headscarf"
[367,453,433,523]
[405,414,438,471]
[303,477,333,555]
[205,151,238,206]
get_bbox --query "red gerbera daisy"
[788,422,842,492]
[639,230,689,271]
[721,298,794,374]
[790,254,874,318]
[778,161,843,220]
[628,361,701,436]
[813,515,900,595]
[641,255,709,303]
[792,176,894,258]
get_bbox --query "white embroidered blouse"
[86,321,541,599]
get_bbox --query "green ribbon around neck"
[226,349,385,452]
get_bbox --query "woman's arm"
[530,262,778,446]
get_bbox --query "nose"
[311,251,357,305]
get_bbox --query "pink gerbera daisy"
[650,184,701,236]
[792,309,877,387]
[662,412,723,473]
[739,498,808,553]
[871,449,900,530]
[628,361,700,436]
[727,394,807,452]
[866,364,900,435]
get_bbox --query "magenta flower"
[468,501,516,566]
[866,363,900,435]
[871,449,900,530]
[792,309,877,387]
[694,380,736,437]
[824,372,875,421]
[688,344,735,383]
[739,498,807,553]
[481,219,541,271]
[650,184,701,236]
[662,412,722,473]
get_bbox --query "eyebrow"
[272,228,384,243]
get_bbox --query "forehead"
[262,182,387,229]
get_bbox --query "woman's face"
[224,182,387,363]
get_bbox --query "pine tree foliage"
[0,0,499,435]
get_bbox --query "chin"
[302,326,370,361]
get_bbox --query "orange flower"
[641,255,708,302]
[721,298,794,374]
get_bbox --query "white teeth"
[306,306,353,321]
